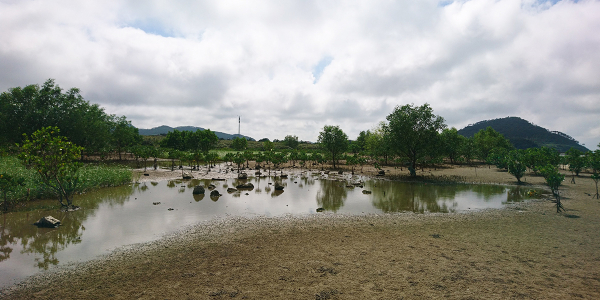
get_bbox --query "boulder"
[192,186,205,195]
[377,170,385,176]
[210,190,221,197]
[316,207,325,212]
[236,182,254,190]
[207,184,216,190]
[238,172,248,179]
[274,182,285,191]
[362,190,372,194]
[227,188,238,193]
[33,216,61,228]
[182,172,194,179]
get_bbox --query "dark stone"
[210,190,221,197]
[274,183,284,190]
[182,172,194,179]
[338,171,343,174]
[33,216,61,228]
[378,170,385,176]
[207,184,216,190]
[236,182,254,190]
[316,207,324,212]
[192,186,205,195]
[212,178,226,181]
[143,173,149,176]
[227,188,238,193]
[362,190,372,194]
[238,172,248,179]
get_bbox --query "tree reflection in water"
[316,180,347,212]
[0,184,134,269]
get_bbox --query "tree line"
[2,80,600,211]
[0,79,141,158]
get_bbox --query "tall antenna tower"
[238,116,240,136]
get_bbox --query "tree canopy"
[385,103,446,176]
[0,79,139,154]
[318,125,348,169]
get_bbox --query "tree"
[365,124,393,166]
[385,103,446,176]
[473,127,513,162]
[355,131,369,152]
[0,173,25,211]
[565,148,585,176]
[111,116,141,160]
[232,137,247,151]
[440,128,464,164]
[317,125,348,169]
[283,135,299,149]
[18,127,84,209]
[540,164,565,212]
[262,140,274,151]
[507,150,526,184]
[0,79,126,154]
[197,129,219,154]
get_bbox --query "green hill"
[137,125,255,141]
[457,117,588,153]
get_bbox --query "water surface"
[0,172,536,287]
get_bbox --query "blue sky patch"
[312,56,333,84]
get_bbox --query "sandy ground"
[2,163,600,299]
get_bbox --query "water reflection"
[0,176,540,288]
[316,180,347,212]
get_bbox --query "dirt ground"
[2,164,600,299]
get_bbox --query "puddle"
[0,172,539,287]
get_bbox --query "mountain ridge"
[137,125,255,141]
[457,117,588,152]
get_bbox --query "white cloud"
[0,0,599,148]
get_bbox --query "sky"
[1,0,599,149]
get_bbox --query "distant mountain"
[457,117,588,152]
[138,125,255,141]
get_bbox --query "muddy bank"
[2,165,600,299]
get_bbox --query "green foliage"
[540,164,564,196]
[473,127,513,161]
[111,115,142,160]
[232,137,248,151]
[487,148,509,169]
[0,173,25,211]
[440,127,464,164]
[283,135,299,149]
[565,148,585,176]
[160,129,219,153]
[262,140,274,151]
[318,125,348,169]
[506,150,527,183]
[522,147,560,174]
[0,79,138,154]
[18,127,84,208]
[385,103,446,176]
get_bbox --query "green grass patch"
[1,156,132,208]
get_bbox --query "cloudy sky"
[1,0,599,148]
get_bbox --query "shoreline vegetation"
[1,162,600,299]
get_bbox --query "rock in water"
[274,183,284,190]
[210,190,221,197]
[182,172,194,179]
[238,172,248,179]
[34,216,61,228]
[236,182,254,190]
[192,186,205,195]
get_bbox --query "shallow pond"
[0,172,537,287]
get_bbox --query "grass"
[0,156,132,210]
